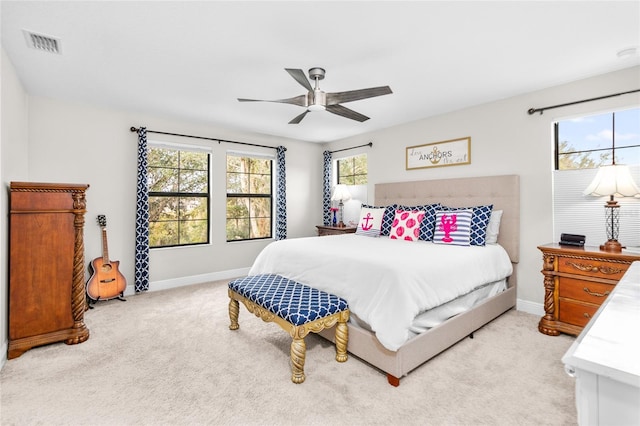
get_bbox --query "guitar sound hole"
[101,264,112,272]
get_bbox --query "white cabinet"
[562,261,640,425]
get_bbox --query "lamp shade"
[583,164,640,198]
[331,184,352,202]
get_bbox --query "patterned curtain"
[323,150,332,226]
[275,146,287,240]
[135,128,150,292]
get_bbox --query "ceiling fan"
[238,67,392,124]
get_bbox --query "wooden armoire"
[8,182,90,359]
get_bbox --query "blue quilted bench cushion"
[228,274,349,326]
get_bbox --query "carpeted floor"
[0,280,577,425]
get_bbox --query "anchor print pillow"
[355,207,385,237]
[433,210,473,246]
[389,210,425,242]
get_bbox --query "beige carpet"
[0,280,577,425]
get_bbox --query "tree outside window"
[226,154,272,241]
[148,146,210,248]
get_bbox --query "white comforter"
[249,234,513,351]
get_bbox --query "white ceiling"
[2,1,639,143]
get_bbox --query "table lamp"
[583,164,640,252]
[331,184,352,227]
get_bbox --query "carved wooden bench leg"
[335,320,348,362]
[290,337,306,384]
[228,298,239,330]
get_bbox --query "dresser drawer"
[558,277,614,305]
[558,256,629,281]
[558,299,599,328]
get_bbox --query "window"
[337,154,367,185]
[148,145,210,248]
[555,108,640,170]
[226,154,273,241]
[552,107,640,248]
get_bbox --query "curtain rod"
[129,127,285,151]
[330,142,373,154]
[527,89,640,115]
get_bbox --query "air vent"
[23,30,61,54]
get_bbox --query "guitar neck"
[101,227,110,264]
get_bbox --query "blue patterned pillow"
[433,210,473,246]
[442,204,493,246]
[399,203,441,241]
[362,204,397,236]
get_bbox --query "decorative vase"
[332,210,337,226]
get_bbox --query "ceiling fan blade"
[288,110,309,124]
[238,94,308,107]
[285,68,313,92]
[325,104,370,122]
[326,86,393,105]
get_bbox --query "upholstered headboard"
[375,174,520,267]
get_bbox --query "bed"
[250,175,520,386]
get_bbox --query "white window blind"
[553,165,640,249]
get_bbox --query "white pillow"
[485,210,503,245]
[355,207,385,237]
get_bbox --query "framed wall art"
[406,137,471,170]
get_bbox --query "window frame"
[225,151,274,242]
[336,153,368,185]
[147,142,211,249]
[554,107,640,171]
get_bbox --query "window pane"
[179,219,208,244]
[250,158,271,174]
[179,197,208,220]
[149,196,178,221]
[150,221,178,247]
[227,156,242,173]
[227,218,250,240]
[251,217,271,239]
[616,146,640,166]
[179,169,208,193]
[226,197,249,219]
[615,109,640,149]
[179,151,208,170]
[250,174,271,194]
[227,172,248,194]
[148,167,178,192]
[250,197,271,218]
[558,112,613,153]
[149,148,179,168]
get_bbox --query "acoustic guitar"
[86,215,127,303]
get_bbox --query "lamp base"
[337,221,346,228]
[600,239,622,253]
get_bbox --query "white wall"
[1,48,30,364]
[18,96,323,293]
[324,66,640,312]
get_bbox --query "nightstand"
[537,243,640,336]
[316,225,357,236]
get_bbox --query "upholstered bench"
[228,274,350,384]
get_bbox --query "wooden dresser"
[537,243,640,336]
[8,182,90,359]
[316,225,357,236]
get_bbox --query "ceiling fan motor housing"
[308,67,325,80]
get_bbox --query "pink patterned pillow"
[389,210,425,241]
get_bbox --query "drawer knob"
[583,287,610,298]
[583,312,591,319]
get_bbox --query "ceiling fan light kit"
[238,67,392,124]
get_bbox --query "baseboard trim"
[123,267,251,295]
[516,298,544,316]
